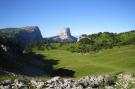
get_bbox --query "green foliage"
[74,31,135,53]
[118,31,135,45]
[0,75,16,81]
[79,38,94,45]
[37,30,135,53]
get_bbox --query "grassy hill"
[34,45,135,78]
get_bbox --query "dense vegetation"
[41,30,135,53]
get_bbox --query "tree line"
[40,30,135,53]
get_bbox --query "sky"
[0,0,135,37]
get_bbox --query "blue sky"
[0,0,135,37]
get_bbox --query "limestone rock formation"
[59,27,71,39]
[47,27,77,43]
[0,26,43,48]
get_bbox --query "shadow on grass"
[0,52,74,77]
[31,53,75,77]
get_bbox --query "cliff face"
[48,27,77,43]
[59,27,71,39]
[0,26,43,48]
[0,26,45,75]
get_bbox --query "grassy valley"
[34,45,135,78]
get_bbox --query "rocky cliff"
[0,26,44,75]
[47,27,77,43]
[59,27,71,39]
[0,26,43,48]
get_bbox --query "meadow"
[34,45,135,78]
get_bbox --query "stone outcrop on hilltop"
[0,26,43,49]
[47,27,77,43]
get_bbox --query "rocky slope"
[0,73,134,89]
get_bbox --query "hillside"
[34,45,135,78]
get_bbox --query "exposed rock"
[0,26,43,75]
[39,75,114,89]
[47,27,77,43]
[0,73,135,89]
[59,27,71,39]
[0,26,43,49]
[30,80,45,89]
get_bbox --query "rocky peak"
[47,27,77,43]
[59,27,71,39]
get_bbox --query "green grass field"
[34,45,135,78]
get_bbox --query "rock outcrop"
[1,73,134,89]
[47,27,77,43]
[0,75,111,89]
[0,26,43,49]
[0,26,43,75]
[59,27,71,39]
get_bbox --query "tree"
[79,38,94,45]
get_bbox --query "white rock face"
[47,27,77,43]
[59,27,71,39]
